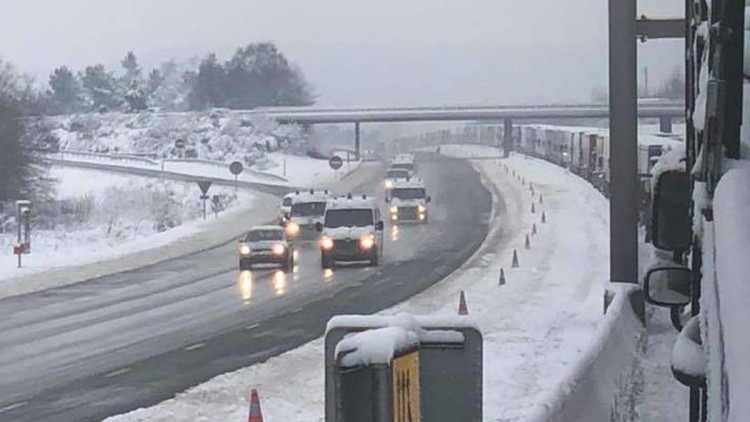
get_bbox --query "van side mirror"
[385,197,390,203]
[426,196,432,203]
[315,222,324,232]
[644,266,692,307]
[651,170,691,252]
[375,221,384,231]
[671,316,706,388]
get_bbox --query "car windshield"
[391,188,426,200]
[282,197,293,207]
[291,201,326,217]
[245,230,284,242]
[325,209,374,228]
[392,163,414,171]
[387,169,409,179]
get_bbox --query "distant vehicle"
[390,153,417,176]
[279,193,295,223]
[283,189,331,240]
[316,194,384,268]
[383,167,412,192]
[387,178,431,223]
[238,226,295,272]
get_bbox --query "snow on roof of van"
[290,190,332,203]
[326,195,378,210]
[392,154,415,164]
[391,178,425,189]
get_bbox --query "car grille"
[333,239,359,253]
[397,206,419,219]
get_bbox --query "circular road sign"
[329,155,343,170]
[175,139,186,149]
[229,161,244,175]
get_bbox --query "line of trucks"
[237,154,431,271]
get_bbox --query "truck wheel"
[369,250,379,266]
[282,255,292,273]
[321,254,333,269]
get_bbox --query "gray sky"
[0,0,684,106]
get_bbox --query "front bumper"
[239,253,286,268]
[390,206,427,222]
[322,240,376,261]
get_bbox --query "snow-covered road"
[107,146,609,421]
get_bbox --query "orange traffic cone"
[248,389,264,422]
[511,249,520,268]
[525,234,531,250]
[458,290,469,315]
[541,211,547,224]
[531,202,536,214]
[532,223,537,236]
[499,268,506,286]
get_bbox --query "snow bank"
[336,327,419,367]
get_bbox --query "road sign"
[392,350,420,422]
[329,155,343,170]
[230,161,244,175]
[175,139,185,149]
[197,181,212,195]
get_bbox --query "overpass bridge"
[253,101,684,159]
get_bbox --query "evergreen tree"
[49,66,82,114]
[80,65,121,111]
[187,53,226,110]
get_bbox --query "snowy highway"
[0,154,492,422]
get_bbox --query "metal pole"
[503,118,513,158]
[608,0,639,283]
[354,122,361,161]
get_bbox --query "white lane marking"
[184,342,205,351]
[104,367,132,378]
[0,402,27,414]
[290,307,304,314]
[245,323,261,330]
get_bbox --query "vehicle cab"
[316,194,384,268]
[238,226,295,272]
[283,189,331,239]
[386,178,431,223]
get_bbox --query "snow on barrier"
[524,284,646,422]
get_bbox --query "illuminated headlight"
[390,206,398,214]
[360,234,375,250]
[271,243,286,256]
[391,214,398,221]
[239,245,251,255]
[418,205,426,213]
[320,236,334,250]
[285,222,300,236]
[385,180,393,189]
[419,213,426,221]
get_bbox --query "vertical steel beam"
[503,118,513,158]
[354,121,361,161]
[608,0,638,283]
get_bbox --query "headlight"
[385,180,393,189]
[390,206,398,213]
[418,205,426,213]
[360,234,375,250]
[239,245,251,255]
[271,243,286,256]
[320,236,334,250]
[285,222,300,236]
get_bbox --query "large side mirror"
[651,170,691,251]
[644,266,692,307]
[671,316,706,388]
[384,197,390,203]
[426,196,432,203]
[315,222,324,232]
[375,221,384,231]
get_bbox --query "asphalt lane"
[0,154,492,421]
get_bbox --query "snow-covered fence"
[53,150,160,166]
[524,284,646,422]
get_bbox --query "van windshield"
[325,209,373,228]
[291,202,326,217]
[391,188,426,200]
[245,230,284,242]
[387,169,410,179]
[392,163,414,171]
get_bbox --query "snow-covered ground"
[107,145,610,422]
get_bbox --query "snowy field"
[106,146,610,421]
[0,166,263,297]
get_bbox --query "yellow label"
[392,350,420,422]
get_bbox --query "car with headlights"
[238,226,294,272]
[316,194,384,268]
[384,167,411,195]
[283,189,331,240]
[279,193,295,224]
[386,178,431,223]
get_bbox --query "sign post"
[229,161,244,197]
[16,200,31,254]
[13,244,23,268]
[329,155,343,181]
[175,139,185,159]
[197,181,212,220]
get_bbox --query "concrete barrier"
[525,284,646,422]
